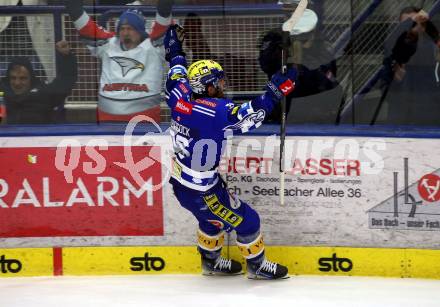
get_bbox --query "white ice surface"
[1,275,440,307]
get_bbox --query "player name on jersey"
[170,119,190,137]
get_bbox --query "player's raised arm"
[220,68,297,134]
[164,25,191,109]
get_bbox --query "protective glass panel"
[0,1,439,126]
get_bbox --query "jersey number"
[170,130,191,159]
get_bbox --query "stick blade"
[282,0,308,32]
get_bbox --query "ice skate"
[202,255,243,276]
[247,258,289,280]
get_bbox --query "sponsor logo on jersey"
[208,220,224,229]
[174,98,193,115]
[195,99,217,108]
[110,56,145,77]
[178,83,189,94]
[103,83,149,92]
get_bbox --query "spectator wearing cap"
[65,0,173,123]
[258,8,341,124]
[0,40,77,124]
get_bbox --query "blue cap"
[117,9,147,39]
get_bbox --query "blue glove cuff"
[170,54,187,67]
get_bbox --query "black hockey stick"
[370,80,391,125]
[280,0,308,205]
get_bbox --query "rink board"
[3,133,440,250]
[1,246,440,279]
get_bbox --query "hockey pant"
[170,178,265,262]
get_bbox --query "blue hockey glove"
[266,67,297,100]
[164,24,185,62]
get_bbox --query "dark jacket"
[1,52,77,124]
[384,19,440,125]
[258,28,341,124]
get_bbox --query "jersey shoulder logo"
[195,98,217,108]
[110,57,145,77]
[223,109,266,132]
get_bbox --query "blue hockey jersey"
[165,56,283,192]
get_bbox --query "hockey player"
[65,0,173,122]
[164,25,297,279]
